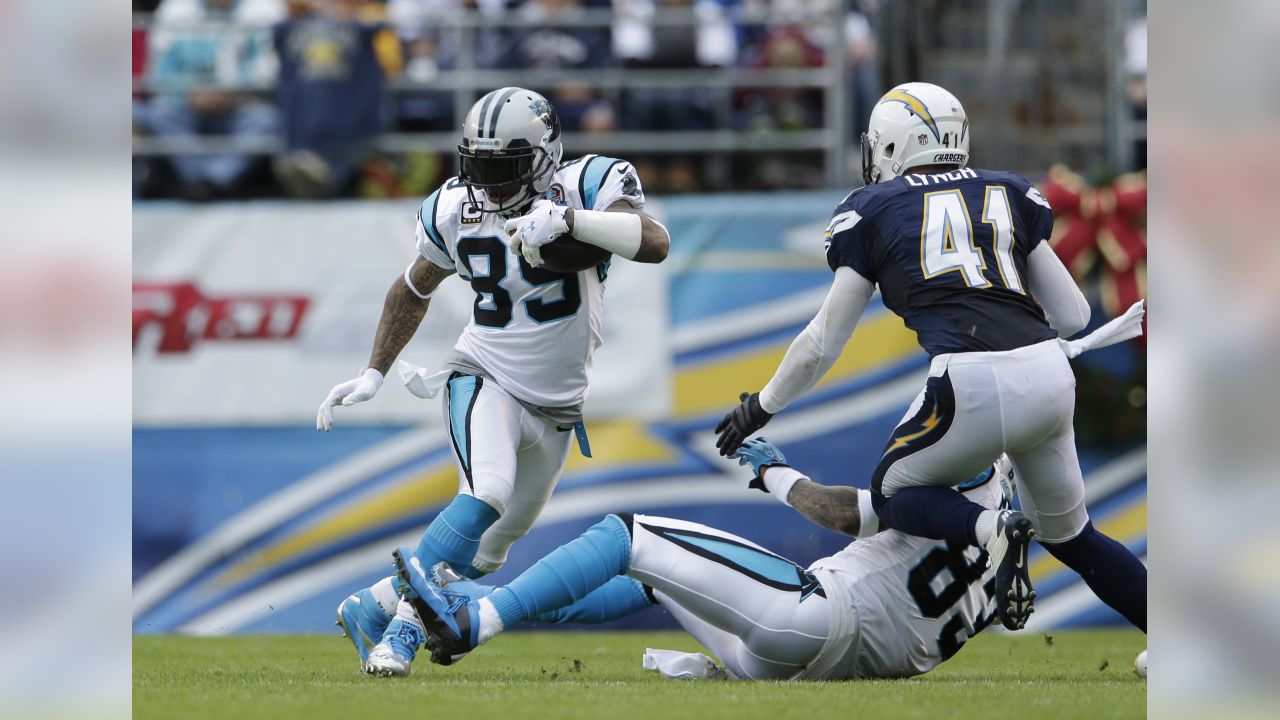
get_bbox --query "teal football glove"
[731,437,789,493]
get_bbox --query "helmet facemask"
[457,140,556,215]
[860,132,882,185]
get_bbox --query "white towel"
[398,360,452,399]
[641,648,730,680]
[1058,300,1146,359]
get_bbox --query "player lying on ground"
[713,81,1147,635]
[315,87,670,676]
[392,438,1013,680]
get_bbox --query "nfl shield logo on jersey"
[545,183,567,205]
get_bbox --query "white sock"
[974,510,998,546]
[393,599,424,631]
[370,576,400,618]
[475,597,505,645]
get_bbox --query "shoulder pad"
[420,178,474,253]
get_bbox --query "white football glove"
[316,367,384,431]
[504,199,569,268]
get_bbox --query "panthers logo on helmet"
[529,97,560,141]
[879,88,941,142]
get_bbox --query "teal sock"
[414,495,499,574]
[536,576,653,624]
[488,514,632,628]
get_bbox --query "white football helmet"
[458,87,564,214]
[861,82,970,184]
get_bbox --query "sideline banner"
[133,191,1146,635]
[133,200,671,425]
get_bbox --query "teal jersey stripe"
[420,189,448,255]
[670,532,800,587]
[581,155,622,211]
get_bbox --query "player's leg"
[365,373,519,675]
[415,373,523,574]
[1008,426,1147,632]
[335,575,402,667]
[870,365,1011,545]
[535,576,656,624]
[398,513,829,676]
[623,516,830,679]
[869,361,1037,630]
[469,412,573,576]
[395,513,634,664]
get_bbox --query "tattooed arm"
[730,438,877,538]
[782,475,869,538]
[367,257,456,375]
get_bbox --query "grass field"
[134,629,1146,720]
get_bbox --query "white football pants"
[442,373,573,573]
[625,514,831,680]
[873,339,1089,543]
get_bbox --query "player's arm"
[715,267,873,455]
[784,475,877,538]
[1025,242,1090,337]
[367,257,456,375]
[731,438,878,538]
[564,200,670,263]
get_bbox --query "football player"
[394,438,1013,680]
[316,87,670,676]
[713,82,1146,635]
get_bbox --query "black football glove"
[714,392,774,457]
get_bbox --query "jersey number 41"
[919,187,1026,293]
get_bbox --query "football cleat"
[393,546,480,666]
[429,561,496,602]
[985,509,1036,630]
[335,588,392,667]
[363,617,424,677]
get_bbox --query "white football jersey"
[413,154,645,410]
[804,476,1005,679]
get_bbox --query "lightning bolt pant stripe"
[871,370,957,495]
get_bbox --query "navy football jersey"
[825,167,1058,356]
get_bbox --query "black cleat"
[985,510,1036,630]
[391,546,479,666]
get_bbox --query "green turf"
[134,629,1145,720]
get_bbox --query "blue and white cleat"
[393,546,481,666]
[985,509,1036,630]
[363,617,424,677]
[429,561,495,602]
[336,588,392,668]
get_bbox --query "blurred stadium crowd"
[131,0,883,200]
[132,0,1145,202]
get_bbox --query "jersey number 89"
[458,236,581,328]
[907,540,998,661]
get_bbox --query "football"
[539,235,611,273]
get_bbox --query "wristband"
[404,263,435,299]
[856,489,878,539]
[570,209,643,260]
[761,466,807,507]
